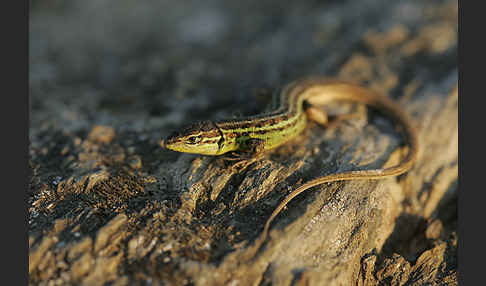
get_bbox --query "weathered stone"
[29,0,457,285]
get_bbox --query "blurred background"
[29,0,457,136]
[29,1,457,284]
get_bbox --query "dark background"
[30,0,456,137]
[28,0,458,285]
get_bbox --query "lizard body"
[162,77,419,257]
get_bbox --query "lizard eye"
[187,135,201,144]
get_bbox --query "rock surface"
[29,1,457,285]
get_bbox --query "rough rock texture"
[29,0,457,285]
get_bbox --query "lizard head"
[162,120,222,155]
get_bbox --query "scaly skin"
[162,77,419,259]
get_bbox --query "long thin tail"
[241,79,419,261]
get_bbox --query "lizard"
[161,77,419,259]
